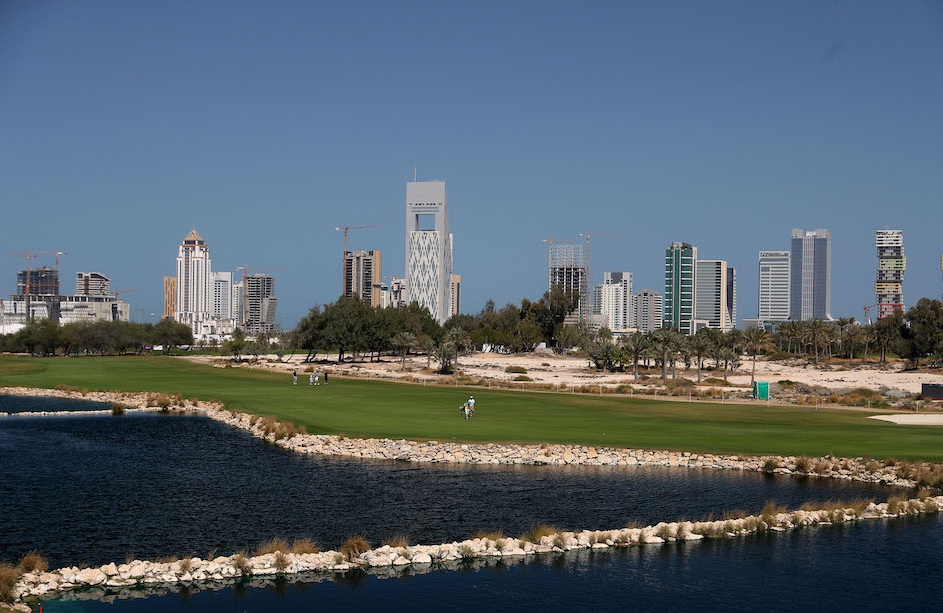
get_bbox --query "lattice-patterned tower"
[875,230,905,320]
[405,181,452,324]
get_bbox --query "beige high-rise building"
[163,276,177,320]
[450,274,461,317]
[344,250,382,307]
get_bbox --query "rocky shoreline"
[1,385,935,610]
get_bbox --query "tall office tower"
[548,242,586,325]
[727,266,737,329]
[875,230,905,320]
[596,272,633,330]
[406,180,453,324]
[790,228,832,321]
[695,260,734,331]
[758,251,790,322]
[244,273,277,334]
[232,283,244,328]
[450,274,461,317]
[17,266,59,297]
[76,272,110,297]
[344,250,382,307]
[175,229,213,332]
[385,276,406,309]
[212,272,233,320]
[664,242,697,335]
[163,276,177,320]
[635,289,663,334]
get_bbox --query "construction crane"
[863,303,877,326]
[578,232,621,326]
[3,250,64,320]
[114,289,137,301]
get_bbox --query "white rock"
[74,568,107,586]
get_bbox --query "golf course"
[3,355,943,461]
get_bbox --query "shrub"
[654,524,673,540]
[0,563,19,604]
[813,460,831,474]
[887,495,907,515]
[111,402,127,416]
[256,538,290,556]
[178,557,194,573]
[702,377,727,385]
[513,375,533,382]
[762,458,781,474]
[147,393,173,409]
[290,538,319,554]
[457,544,475,559]
[504,365,528,374]
[794,457,811,474]
[339,535,371,562]
[897,461,914,480]
[18,550,48,573]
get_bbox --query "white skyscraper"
[635,289,663,334]
[595,272,633,330]
[695,260,734,331]
[212,271,233,320]
[175,229,212,333]
[758,251,791,322]
[405,180,453,324]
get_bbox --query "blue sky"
[2,1,942,328]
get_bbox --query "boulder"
[74,568,107,586]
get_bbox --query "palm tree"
[445,327,472,369]
[718,346,738,381]
[650,327,675,385]
[688,332,713,384]
[778,320,803,355]
[738,327,773,388]
[392,331,417,370]
[801,319,832,364]
[623,332,649,381]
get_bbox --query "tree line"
[0,318,195,356]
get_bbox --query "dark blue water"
[0,395,110,414]
[1,395,936,611]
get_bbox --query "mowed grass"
[2,355,943,461]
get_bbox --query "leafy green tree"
[392,331,417,370]
[689,331,713,383]
[622,331,648,381]
[901,298,943,368]
[873,312,902,363]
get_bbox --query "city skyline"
[2,2,942,328]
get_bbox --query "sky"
[2,1,942,329]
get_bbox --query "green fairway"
[2,355,942,461]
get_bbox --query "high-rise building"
[758,251,790,322]
[232,283,244,328]
[875,230,905,320]
[549,242,586,325]
[17,266,59,297]
[383,276,406,309]
[175,229,213,333]
[244,273,277,334]
[664,242,697,335]
[344,250,382,307]
[695,260,734,331]
[635,289,663,334]
[212,272,233,320]
[76,272,110,297]
[790,229,832,321]
[595,272,633,330]
[450,274,461,317]
[405,180,453,324]
[727,266,737,329]
[163,276,177,320]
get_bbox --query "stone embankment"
[10,495,943,608]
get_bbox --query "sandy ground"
[869,414,943,425]
[207,349,943,396]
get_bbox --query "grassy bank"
[2,355,942,461]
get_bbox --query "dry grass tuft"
[794,457,811,473]
[233,551,251,576]
[384,535,410,549]
[289,538,319,554]
[18,551,48,573]
[111,402,127,416]
[339,535,371,562]
[521,525,559,543]
[255,538,290,556]
[274,551,290,573]
[0,563,20,604]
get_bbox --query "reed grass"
[339,535,370,562]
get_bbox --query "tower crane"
[578,231,622,326]
[863,303,877,326]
